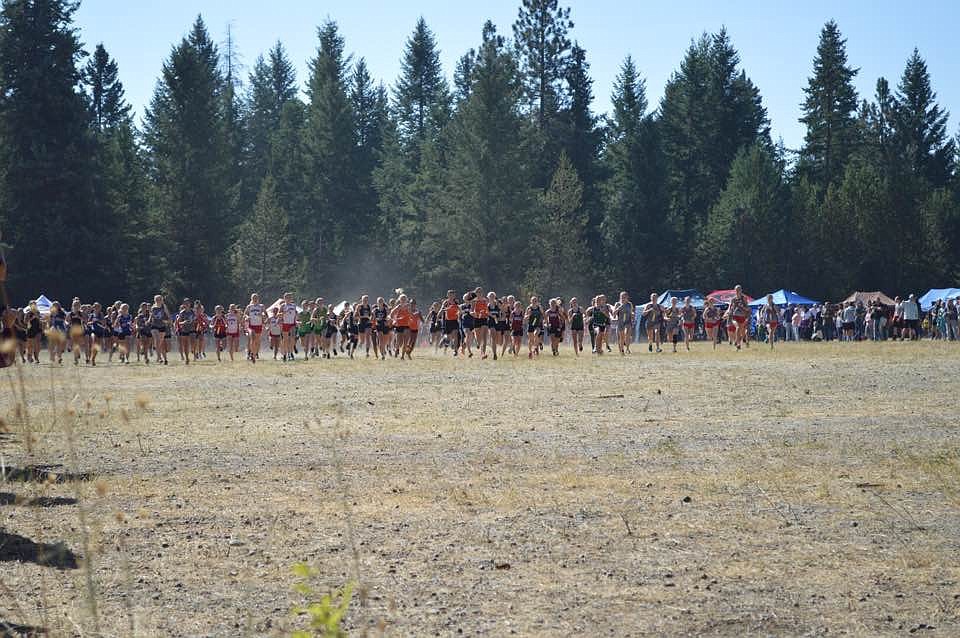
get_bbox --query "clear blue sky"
[74,1,959,151]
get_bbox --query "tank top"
[547,309,561,329]
[474,298,489,319]
[511,311,524,331]
[489,303,501,322]
[226,314,239,334]
[247,304,264,326]
[444,302,459,321]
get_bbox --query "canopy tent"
[844,290,895,306]
[919,288,960,311]
[706,289,753,305]
[332,300,350,316]
[656,289,706,308]
[31,294,52,315]
[266,298,304,314]
[748,289,820,307]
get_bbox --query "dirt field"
[2,341,959,637]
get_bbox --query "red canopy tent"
[707,289,754,305]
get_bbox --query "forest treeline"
[0,0,957,304]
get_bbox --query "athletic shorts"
[512,329,523,337]
[461,317,475,330]
[325,326,337,338]
[842,322,854,331]
[726,324,737,333]
[683,322,695,331]
[429,325,439,334]
[177,330,195,337]
[394,326,408,334]
[249,325,263,334]
[705,322,719,329]
[594,324,607,333]
[496,322,509,333]
[359,318,370,331]
[377,321,389,334]
[281,323,295,333]
[527,324,540,334]
[227,332,239,339]
[213,331,227,340]
[443,319,459,334]
[548,327,562,337]
[768,322,780,330]
[906,319,919,330]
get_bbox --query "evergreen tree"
[303,19,358,277]
[84,44,153,300]
[893,48,954,187]
[798,20,859,188]
[528,152,586,294]
[144,15,233,299]
[512,0,573,128]
[561,43,602,266]
[699,144,790,293]
[85,43,129,131]
[428,21,532,294]
[394,18,450,153]
[246,42,298,184]
[857,77,897,169]
[660,30,769,276]
[601,57,669,289]
[352,58,389,237]
[231,175,303,298]
[0,0,97,300]
[453,50,476,104]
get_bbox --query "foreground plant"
[289,562,353,638]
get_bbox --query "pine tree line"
[0,1,957,306]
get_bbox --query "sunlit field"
[2,340,959,636]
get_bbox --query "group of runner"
[4,285,777,366]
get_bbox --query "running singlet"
[178,309,197,333]
[212,315,227,338]
[510,310,524,332]
[226,313,240,335]
[281,303,297,326]
[150,306,166,329]
[592,307,609,327]
[444,303,459,321]
[246,304,264,326]
[268,316,282,336]
[115,314,133,336]
[547,309,561,331]
[473,298,489,320]
[570,308,584,331]
[528,306,543,327]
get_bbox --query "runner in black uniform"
[356,295,373,357]
[373,297,390,360]
[569,298,585,355]
[525,296,544,359]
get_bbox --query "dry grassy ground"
[1,341,959,637]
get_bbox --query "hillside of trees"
[0,0,957,304]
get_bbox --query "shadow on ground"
[0,493,77,507]
[0,465,92,483]
[0,531,78,569]
[0,619,46,637]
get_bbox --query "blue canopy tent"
[919,288,960,311]
[748,289,820,307]
[656,289,706,308]
[32,294,52,315]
